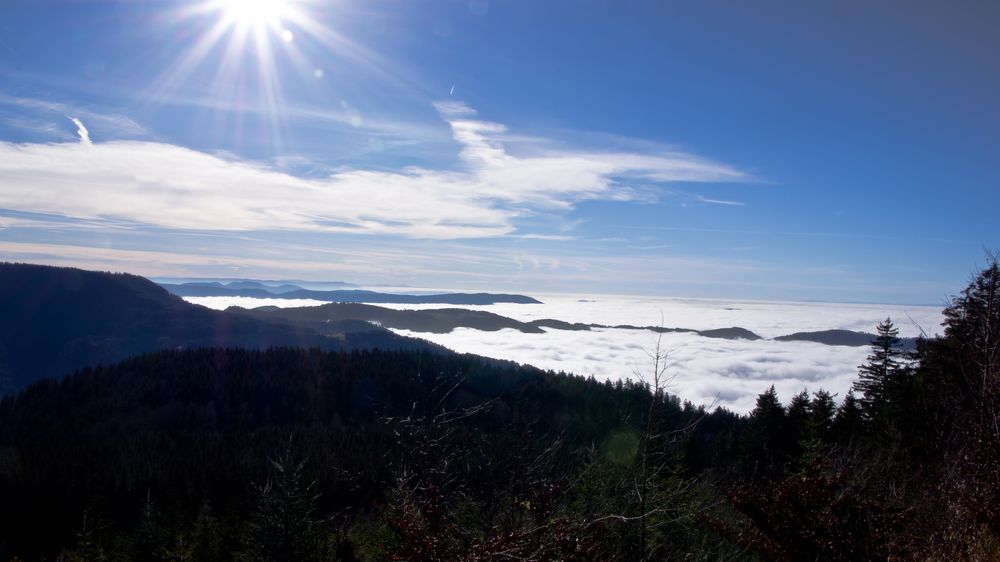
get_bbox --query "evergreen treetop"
[854,317,905,417]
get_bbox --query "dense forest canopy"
[0,257,998,560]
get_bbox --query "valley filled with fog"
[187,293,944,412]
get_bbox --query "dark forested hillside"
[1,259,999,561]
[0,347,740,561]
[699,257,1000,561]
[234,302,548,334]
[0,263,440,393]
[239,302,901,346]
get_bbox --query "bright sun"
[221,0,291,29]
[158,0,376,148]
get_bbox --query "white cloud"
[0,238,772,292]
[0,241,376,277]
[373,293,943,339]
[0,95,146,138]
[0,102,750,240]
[186,296,329,309]
[68,117,91,145]
[389,325,870,413]
[696,195,744,206]
[512,233,575,241]
[186,294,945,412]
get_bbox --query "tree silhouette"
[832,391,863,441]
[241,443,326,562]
[854,317,905,420]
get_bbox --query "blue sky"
[0,0,997,303]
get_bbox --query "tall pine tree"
[854,317,905,420]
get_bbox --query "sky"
[0,0,998,303]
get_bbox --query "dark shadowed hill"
[775,329,918,348]
[233,302,548,334]
[235,302,891,347]
[0,263,440,393]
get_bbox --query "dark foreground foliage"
[702,256,1000,561]
[0,346,741,560]
[1,257,999,560]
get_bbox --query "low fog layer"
[369,295,944,339]
[390,327,869,413]
[187,296,330,309]
[186,294,943,412]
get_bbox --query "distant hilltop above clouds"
[158,280,543,305]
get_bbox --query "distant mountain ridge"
[231,302,910,347]
[155,277,358,289]
[0,263,441,394]
[0,263,910,397]
[159,281,542,305]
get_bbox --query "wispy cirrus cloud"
[696,195,745,206]
[0,94,146,139]
[0,101,750,240]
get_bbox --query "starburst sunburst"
[144,0,402,150]
[218,0,291,30]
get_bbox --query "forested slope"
[0,347,741,560]
[0,259,998,560]
[0,263,440,393]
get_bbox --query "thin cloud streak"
[696,195,744,206]
[0,240,395,278]
[617,224,960,244]
[0,94,147,138]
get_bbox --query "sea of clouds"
[186,294,945,413]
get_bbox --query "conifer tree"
[133,490,168,562]
[833,391,864,440]
[808,389,836,443]
[786,390,811,439]
[743,385,788,476]
[751,385,785,424]
[942,255,1000,409]
[854,317,905,419]
[931,255,1000,545]
[241,445,326,562]
[792,389,836,462]
[188,502,225,561]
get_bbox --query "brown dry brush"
[925,255,1000,558]
[388,478,606,562]
[699,459,913,562]
[928,405,1000,559]
[383,444,609,561]
[379,378,609,561]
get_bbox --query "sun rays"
[140,0,400,151]
[214,0,293,31]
